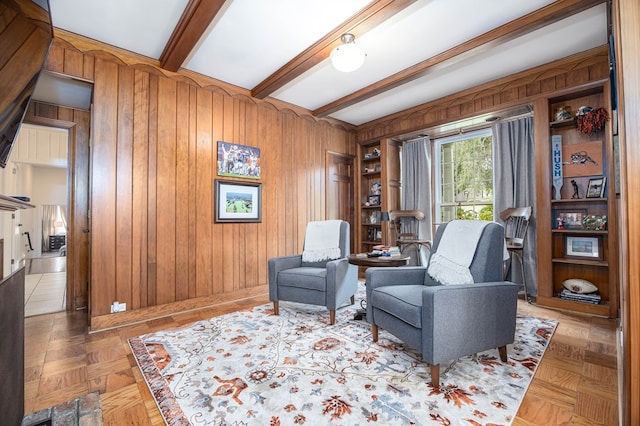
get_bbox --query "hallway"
[24,255,66,317]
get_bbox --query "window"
[434,129,493,223]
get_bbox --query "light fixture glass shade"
[330,34,366,72]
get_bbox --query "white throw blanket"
[427,220,492,285]
[301,220,342,262]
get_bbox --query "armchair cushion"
[278,267,327,291]
[369,285,424,329]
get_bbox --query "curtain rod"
[401,111,533,143]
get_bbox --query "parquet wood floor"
[24,297,619,425]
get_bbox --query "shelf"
[362,223,382,227]
[362,205,381,209]
[552,229,607,234]
[549,118,576,128]
[537,295,610,317]
[362,156,381,163]
[362,171,381,177]
[551,198,606,204]
[0,194,35,211]
[552,257,608,267]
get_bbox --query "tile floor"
[24,255,66,317]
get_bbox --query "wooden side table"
[347,253,410,268]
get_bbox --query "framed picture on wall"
[217,141,261,179]
[214,180,262,223]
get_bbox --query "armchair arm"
[325,257,358,310]
[365,266,427,290]
[421,281,519,365]
[268,255,302,301]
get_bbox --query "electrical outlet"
[111,301,119,313]
[118,302,126,312]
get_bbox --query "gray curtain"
[492,116,537,296]
[401,137,432,264]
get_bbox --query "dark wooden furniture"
[348,253,410,268]
[0,267,25,425]
[49,234,66,250]
[355,139,401,253]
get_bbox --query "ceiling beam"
[313,0,606,118]
[250,0,417,100]
[159,0,227,72]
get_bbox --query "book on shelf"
[558,288,601,304]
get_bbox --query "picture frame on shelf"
[214,179,262,223]
[565,235,602,260]
[367,194,381,206]
[370,181,381,195]
[586,176,606,198]
[553,208,587,229]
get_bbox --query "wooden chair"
[499,206,532,303]
[389,210,430,265]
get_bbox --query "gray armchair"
[268,220,357,325]
[366,220,519,387]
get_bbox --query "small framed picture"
[586,176,606,198]
[553,208,587,229]
[368,194,381,206]
[565,235,602,260]
[214,179,262,223]
[370,181,381,195]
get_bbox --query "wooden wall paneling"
[220,95,236,294]
[132,69,150,310]
[187,85,198,299]
[244,101,260,289]
[175,81,191,302]
[44,43,64,73]
[260,104,281,263]
[115,64,134,309]
[356,47,609,143]
[91,59,119,316]
[222,95,238,294]
[71,109,90,310]
[615,0,640,422]
[210,91,225,296]
[48,35,355,328]
[82,54,94,81]
[63,48,84,78]
[283,111,295,254]
[195,87,213,298]
[156,76,178,305]
[533,97,553,299]
[294,115,308,249]
[146,74,159,306]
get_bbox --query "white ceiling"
[42,0,608,128]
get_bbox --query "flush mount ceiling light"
[330,33,366,72]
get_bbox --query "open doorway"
[11,124,70,316]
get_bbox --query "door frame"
[25,114,90,313]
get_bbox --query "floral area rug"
[129,283,556,425]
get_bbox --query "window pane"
[435,130,493,222]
